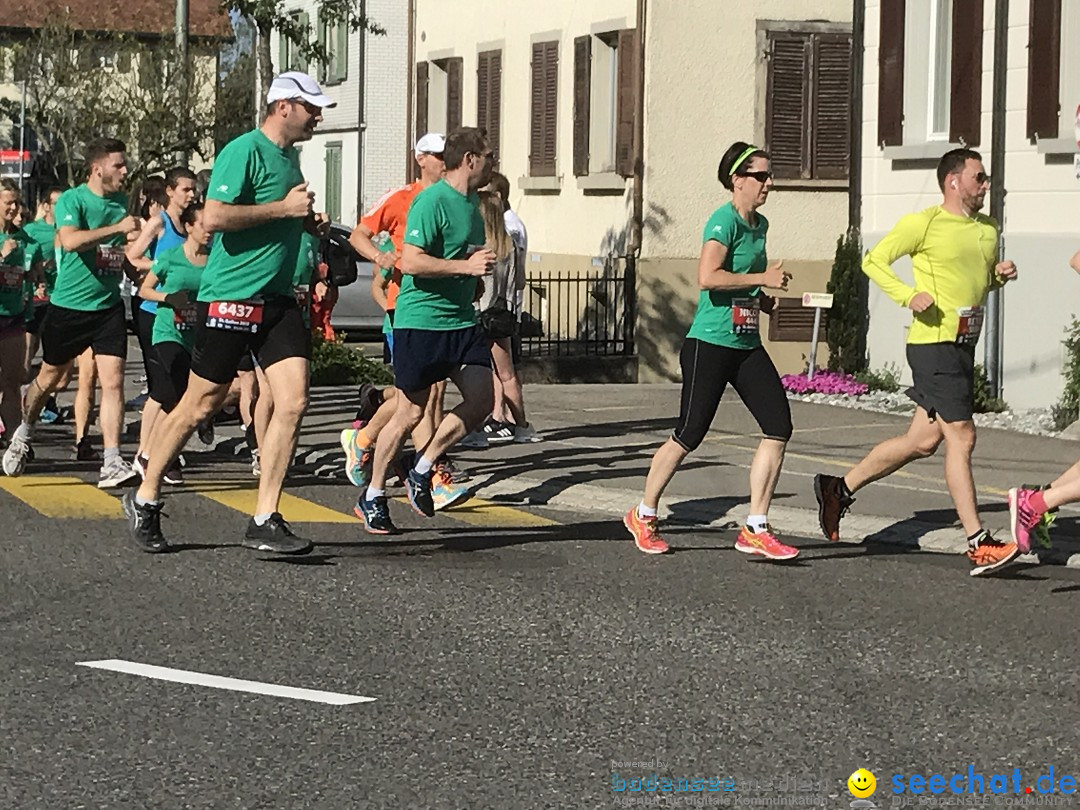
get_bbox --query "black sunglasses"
[738,170,773,183]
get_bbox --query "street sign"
[802,292,834,309]
[802,292,833,380]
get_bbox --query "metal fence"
[518,261,635,357]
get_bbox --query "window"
[318,7,348,85]
[325,142,342,223]
[279,11,310,74]
[573,30,637,177]
[530,40,559,177]
[1026,0,1080,143]
[927,0,953,139]
[762,23,852,182]
[477,49,502,162]
[416,57,462,137]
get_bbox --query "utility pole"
[18,80,26,192]
[985,0,1009,397]
[175,0,189,165]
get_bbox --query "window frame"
[324,141,342,224]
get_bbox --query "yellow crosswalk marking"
[190,481,356,523]
[0,476,122,519]
[438,496,558,527]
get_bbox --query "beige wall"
[861,0,1080,409]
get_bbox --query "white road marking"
[76,659,376,705]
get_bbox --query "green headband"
[730,145,760,176]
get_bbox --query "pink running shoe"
[734,526,799,561]
[1008,487,1044,554]
[624,507,670,554]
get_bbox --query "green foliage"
[825,230,868,375]
[1052,318,1080,430]
[310,333,393,387]
[854,363,902,393]
[973,363,1008,414]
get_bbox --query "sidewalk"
[204,382,1080,569]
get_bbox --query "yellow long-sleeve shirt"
[862,206,1003,344]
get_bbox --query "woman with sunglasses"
[624,141,797,560]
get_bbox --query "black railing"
[519,260,635,357]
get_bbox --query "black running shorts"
[150,340,192,413]
[906,342,976,422]
[25,302,48,336]
[189,296,311,385]
[392,324,492,394]
[41,302,127,367]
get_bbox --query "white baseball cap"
[415,133,446,155]
[266,71,337,108]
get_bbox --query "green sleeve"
[152,256,167,286]
[861,212,925,308]
[403,193,441,252]
[702,206,737,246]
[54,189,84,229]
[206,141,252,204]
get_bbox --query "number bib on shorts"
[731,298,761,336]
[0,264,23,290]
[174,302,199,330]
[206,300,264,333]
[95,245,126,277]
[956,306,984,345]
[294,284,311,327]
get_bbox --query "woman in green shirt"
[625,142,798,561]
[0,180,39,443]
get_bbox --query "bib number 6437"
[206,300,264,333]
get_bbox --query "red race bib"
[206,300,264,333]
[956,306,984,346]
[95,245,125,276]
[731,298,761,336]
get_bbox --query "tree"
[222,0,385,95]
[825,229,869,374]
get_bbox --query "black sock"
[838,477,853,499]
[967,529,988,548]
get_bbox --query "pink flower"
[781,371,868,397]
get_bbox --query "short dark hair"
[488,171,511,207]
[165,166,197,189]
[180,200,204,228]
[40,186,64,207]
[717,141,770,191]
[84,138,126,168]
[0,178,20,196]
[937,148,982,191]
[443,127,488,170]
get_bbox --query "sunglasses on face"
[738,170,773,183]
[956,171,990,185]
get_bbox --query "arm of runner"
[697,241,788,291]
[350,222,398,269]
[401,244,493,277]
[58,216,140,254]
[861,215,923,308]
[124,216,164,272]
[203,183,313,233]
[137,267,167,303]
[370,267,390,311]
[1070,250,1080,275]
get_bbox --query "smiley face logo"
[848,769,876,798]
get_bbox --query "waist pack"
[480,304,517,339]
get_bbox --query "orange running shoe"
[624,507,670,554]
[966,533,1019,577]
[734,526,799,560]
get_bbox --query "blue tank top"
[140,211,187,314]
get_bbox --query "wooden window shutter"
[477,51,490,129]
[766,32,811,179]
[477,50,501,162]
[446,56,463,132]
[573,35,591,177]
[415,61,429,181]
[812,33,852,180]
[877,0,905,147]
[768,297,828,342]
[615,29,638,177]
[1027,0,1061,140]
[296,12,310,73]
[530,41,558,176]
[949,0,983,146]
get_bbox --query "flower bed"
[780,371,868,397]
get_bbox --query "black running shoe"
[121,490,168,553]
[242,513,313,554]
[354,492,397,534]
[406,467,435,517]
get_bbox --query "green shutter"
[278,29,289,74]
[316,10,327,83]
[325,143,342,223]
[297,12,310,72]
[334,21,348,82]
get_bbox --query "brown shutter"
[1027,0,1062,140]
[415,61,429,138]
[812,33,852,180]
[615,29,638,177]
[530,41,558,176]
[766,32,811,180]
[477,51,490,130]
[877,0,905,147]
[478,50,501,162]
[446,56,463,132]
[949,0,983,146]
[573,36,592,177]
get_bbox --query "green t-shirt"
[397,179,486,331]
[198,128,306,304]
[0,232,31,318]
[49,185,129,312]
[686,202,768,350]
[151,245,205,351]
[21,219,57,296]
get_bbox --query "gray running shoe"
[99,456,139,489]
[3,434,33,477]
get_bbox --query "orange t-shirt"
[358,182,422,311]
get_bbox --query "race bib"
[732,298,761,336]
[0,264,23,290]
[95,245,125,276]
[206,300,263,333]
[173,302,199,330]
[956,306,984,345]
[294,284,311,327]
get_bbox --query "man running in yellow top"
[814,148,1019,577]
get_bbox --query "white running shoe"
[2,434,32,476]
[98,456,139,489]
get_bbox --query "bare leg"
[844,407,943,493]
[254,357,308,516]
[253,364,272,450]
[642,438,691,510]
[939,418,982,536]
[93,355,127,453]
[369,387,427,490]
[73,349,96,443]
[410,382,443,450]
[415,365,493,463]
[748,438,787,515]
[491,337,526,426]
[137,398,162,458]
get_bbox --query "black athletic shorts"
[190,295,311,385]
[25,302,48,336]
[392,324,492,394]
[41,302,127,367]
[150,340,192,413]
[236,351,255,373]
[906,342,976,422]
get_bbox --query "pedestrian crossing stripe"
[0,476,123,519]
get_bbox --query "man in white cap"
[124,71,335,555]
[340,133,470,524]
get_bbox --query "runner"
[623,142,797,559]
[354,126,495,534]
[132,201,210,486]
[2,138,142,487]
[0,180,40,442]
[342,132,468,510]
[813,148,1020,577]
[123,71,334,554]
[125,167,197,472]
[22,187,62,382]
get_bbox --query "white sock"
[747,514,769,534]
[13,422,31,441]
[103,447,121,463]
[365,486,386,501]
[135,494,160,507]
[253,512,273,526]
[413,455,434,475]
[637,502,658,519]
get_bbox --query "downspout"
[848,0,864,237]
[405,0,416,180]
[627,0,647,357]
[355,0,366,217]
[985,0,1009,397]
